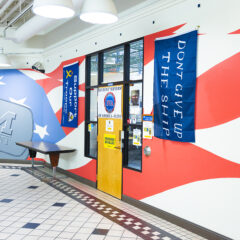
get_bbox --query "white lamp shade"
[0,54,11,67]
[80,0,118,24]
[33,0,75,19]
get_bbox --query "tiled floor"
[0,164,207,240]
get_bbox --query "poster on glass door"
[98,86,122,119]
[133,128,142,146]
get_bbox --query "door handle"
[114,146,121,149]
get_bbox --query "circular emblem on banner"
[104,92,116,113]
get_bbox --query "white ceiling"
[0,0,151,48]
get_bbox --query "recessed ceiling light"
[33,0,75,19]
[80,0,118,24]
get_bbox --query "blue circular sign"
[104,92,115,113]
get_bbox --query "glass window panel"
[90,55,98,86]
[103,46,124,83]
[127,125,142,170]
[90,88,98,121]
[129,83,142,124]
[88,123,97,158]
[130,40,143,81]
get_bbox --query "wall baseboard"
[0,159,43,165]
[44,162,97,189]
[0,159,96,188]
[122,195,232,240]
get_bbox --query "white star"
[0,76,5,85]
[34,124,49,139]
[9,97,28,107]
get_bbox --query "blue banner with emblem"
[154,30,197,142]
[61,61,79,128]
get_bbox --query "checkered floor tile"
[0,164,207,240]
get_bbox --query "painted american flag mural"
[0,0,240,237]
[0,56,96,182]
[0,26,239,238]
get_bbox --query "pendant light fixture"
[32,0,75,19]
[0,48,11,67]
[80,0,118,24]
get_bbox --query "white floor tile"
[88,235,105,240]
[6,234,25,240]
[107,229,124,237]
[72,232,90,240]
[0,232,11,239]
[0,166,208,240]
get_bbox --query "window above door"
[103,46,124,84]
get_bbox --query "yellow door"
[97,85,123,199]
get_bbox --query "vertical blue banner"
[61,61,79,128]
[154,30,197,142]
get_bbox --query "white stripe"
[142,178,240,240]
[79,90,85,98]
[47,86,62,113]
[197,35,240,76]
[79,59,85,85]
[44,122,92,170]
[9,97,28,107]
[19,70,49,81]
[194,118,240,164]
[143,61,154,114]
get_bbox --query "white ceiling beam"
[1,0,28,24]
[12,15,56,43]
[0,0,16,18]
[0,0,7,7]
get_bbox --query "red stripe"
[68,159,96,182]
[229,29,240,34]
[195,52,240,129]
[36,78,62,94]
[79,83,85,91]
[123,137,240,200]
